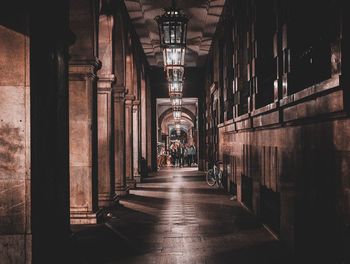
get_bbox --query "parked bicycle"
[206,161,223,188]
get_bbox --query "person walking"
[192,145,197,165]
[184,146,189,167]
[179,144,184,167]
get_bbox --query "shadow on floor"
[69,169,294,264]
[134,186,228,195]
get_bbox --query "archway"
[156,98,199,170]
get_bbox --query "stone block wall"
[0,18,31,263]
[218,87,349,262]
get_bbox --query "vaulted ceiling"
[124,0,225,67]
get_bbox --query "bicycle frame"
[206,163,222,187]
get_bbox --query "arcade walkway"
[71,168,293,264]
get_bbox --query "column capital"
[112,85,126,101]
[125,95,135,103]
[97,74,115,91]
[69,58,101,81]
[69,58,102,70]
[98,74,116,83]
[133,100,140,106]
[132,101,140,112]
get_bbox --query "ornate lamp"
[155,0,188,48]
[166,66,184,82]
[173,109,182,119]
[170,94,182,109]
[168,81,183,95]
[155,0,188,67]
[163,48,185,67]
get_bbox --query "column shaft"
[113,88,129,197]
[69,62,99,224]
[133,102,141,182]
[97,75,115,207]
[125,96,136,189]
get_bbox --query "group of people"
[169,143,196,168]
[157,143,197,170]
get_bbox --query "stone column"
[113,87,129,197]
[147,78,153,171]
[125,95,136,189]
[69,61,100,224]
[30,0,71,262]
[133,101,141,182]
[69,0,100,225]
[141,76,147,160]
[97,10,114,207]
[97,75,115,207]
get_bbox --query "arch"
[161,113,194,133]
[158,106,196,129]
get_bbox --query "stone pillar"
[125,95,136,189]
[97,75,115,207]
[69,0,100,225]
[30,0,71,262]
[133,101,141,182]
[141,76,147,160]
[113,88,129,197]
[147,77,153,171]
[69,62,100,224]
[97,8,114,208]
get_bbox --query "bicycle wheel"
[206,169,216,186]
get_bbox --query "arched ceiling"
[124,0,225,67]
[161,112,194,133]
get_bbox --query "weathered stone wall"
[218,88,350,261]
[0,20,31,263]
[203,0,347,261]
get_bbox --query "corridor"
[72,168,292,264]
[0,0,348,263]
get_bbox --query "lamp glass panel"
[163,24,170,44]
[173,110,182,119]
[171,95,182,107]
[164,47,185,66]
[169,81,183,94]
[166,67,184,82]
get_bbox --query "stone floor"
[71,168,294,264]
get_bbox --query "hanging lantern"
[163,47,185,67]
[155,1,188,48]
[166,66,184,82]
[170,94,182,109]
[175,121,181,135]
[168,81,183,95]
[155,0,188,67]
[173,109,182,119]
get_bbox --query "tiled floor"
[71,168,293,264]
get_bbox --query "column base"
[114,185,129,198]
[70,208,97,225]
[126,178,137,189]
[134,174,141,183]
[98,193,114,208]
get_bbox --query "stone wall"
[0,17,31,263]
[218,86,349,262]
[203,0,347,261]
